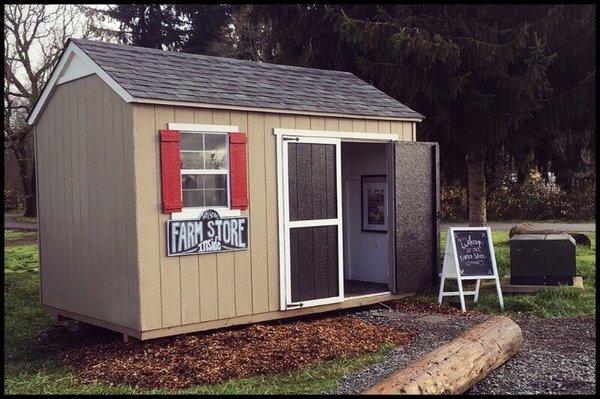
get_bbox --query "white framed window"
[180,131,229,208]
[168,123,241,220]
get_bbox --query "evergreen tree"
[105,4,232,53]
[335,5,573,225]
[521,5,595,190]
[106,5,182,50]
[176,4,233,55]
[105,4,594,224]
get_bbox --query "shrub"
[440,185,468,221]
[4,189,24,212]
[442,180,595,222]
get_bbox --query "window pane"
[203,174,227,189]
[204,189,227,206]
[180,133,204,151]
[205,150,227,170]
[182,174,203,189]
[204,133,227,151]
[181,152,204,169]
[204,134,228,170]
[180,132,229,209]
[182,190,205,207]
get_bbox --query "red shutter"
[159,130,182,213]
[229,132,248,210]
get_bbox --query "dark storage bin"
[509,234,575,285]
[545,234,576,285]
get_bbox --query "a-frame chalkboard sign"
[438,227,504,312]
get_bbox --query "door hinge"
[287,302,304,308]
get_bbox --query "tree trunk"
[24,166,37,217]
[362,316,523,395]
[467,149,486,226]
[13,146,37,218]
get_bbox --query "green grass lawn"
[14,215,38,224]
[3,232,393,394]
[435,230,596,317]
[4,229,595,393]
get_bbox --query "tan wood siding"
[35,71,419,338]
[193,109,220,322]
[133,104,416,333]
[35,74,139,329]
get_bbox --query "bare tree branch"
[3,4,98,216]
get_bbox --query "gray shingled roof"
[71,38,423,120]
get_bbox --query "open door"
[282,136,343,309]
[388,142,440,293]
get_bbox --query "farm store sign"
[167,210,248,256]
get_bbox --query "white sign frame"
[438,227,504,312]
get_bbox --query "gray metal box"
[509,234,576,285]
[544,234,576,285]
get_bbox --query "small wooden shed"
[28,39,440,340]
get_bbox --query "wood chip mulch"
[37,315,415,390]
[388,297,475,315]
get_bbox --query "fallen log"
[508,222,564,238]
[363,316,523,395]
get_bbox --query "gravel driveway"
[331,309,596,395]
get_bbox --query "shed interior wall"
[341,142,389,285]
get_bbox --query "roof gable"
[29,39,423,125]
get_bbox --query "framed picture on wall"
[361,175,387,232]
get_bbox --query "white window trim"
[169,123,241,221]
[273,128,400,142]
[168,123,238,133]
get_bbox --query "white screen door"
[281,136,344,309]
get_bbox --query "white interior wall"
[342,142,388,284]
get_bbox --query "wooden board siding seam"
[133,103,163,330]
[267,113,285,311]
[105,83,118,323]
[70,83,81,315]
[248,112,265,314]
[230,110,252,317]
[174,106,200,325]
[194,108,218,322]
[59,86,67,310]
[262,114,270,311]
[154,106,164,327]
[103,83,117,324]
[212,110,237,320]
[99,81,109,321]
[82,78,94,319]
[120,99,132,327]
[113,89,127,325]
[91,79,103,319]
[76,80,87,316]
[61,86,70,311]
[156,105,182,328]
[123,102,141,330]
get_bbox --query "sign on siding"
[167,209,248,256]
